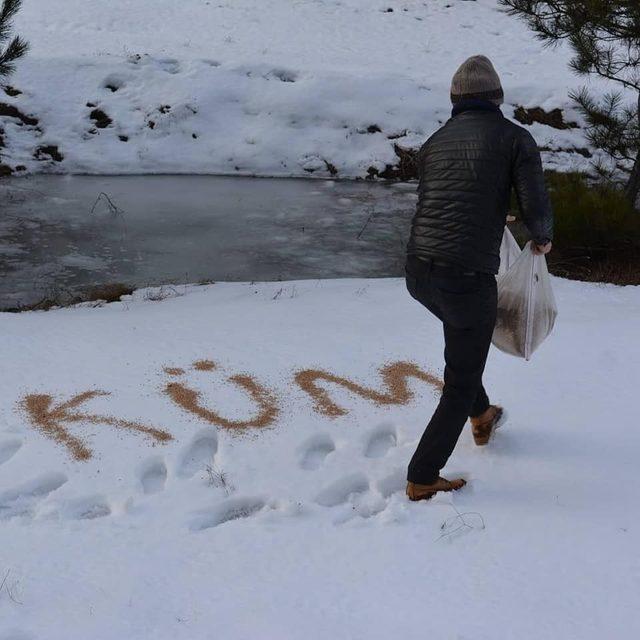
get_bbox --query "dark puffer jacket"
[407,100,553,274]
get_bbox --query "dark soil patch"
[89,108,112,129]
[148,120,156,129]
[302,159,338,176]
[159,104,171,114]
[3,85,22,97]
[0,103,38,126]
[86,282,133,302]
[514,106,578,130]
[5,282,134,313]
[35,145,64,162]
[540,145,592,158]
[367,144,419,181]
[119,135,129,142]
[324,160,338,176]
[365,124,382,134]
[104,84,120,93]
[0,163,12,177]
[272,69,297,83]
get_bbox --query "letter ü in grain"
[164,360,279,429]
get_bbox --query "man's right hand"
[533,241,552,255]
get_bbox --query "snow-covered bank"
[2,0,609,177]
[0,277,638,639]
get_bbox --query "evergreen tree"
[500,0,640,208]
[0,0,28,78]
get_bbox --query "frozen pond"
[0,175,416,309]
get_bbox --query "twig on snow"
[0,569,23,605]
[437,503,485,542]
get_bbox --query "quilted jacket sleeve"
[512,129,554,244]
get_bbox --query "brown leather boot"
[470,405,504,446]
[406,477,467,502]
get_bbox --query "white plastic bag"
[492,227,558,360]
[498,225,522,276]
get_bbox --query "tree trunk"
[624,92,640,211]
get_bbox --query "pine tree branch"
[0,0,23,45]
[0,0,23,22]
[0,34,28,76]
[571,86,640,162]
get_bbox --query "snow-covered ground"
[1,277,639,639]
[2,2,639,637]
[2,0,612,177]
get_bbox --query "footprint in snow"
[139,456,168,494]
[334,492,388,525]
[0,439,22,466]
[314,472,370,508]
[178,429,218,479]
[376,468,406,499]
[0,471,68,520]
[190,496,266,531]
[158,57,181,75]
[364,424,397,459]
[294,423,405,520]
[267,68,298,83]
[101,73,128,92]
[63,495,112,520]
[298,433,336,470]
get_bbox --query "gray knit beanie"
[450,55,504,105]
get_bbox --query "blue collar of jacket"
[451,99,502,117]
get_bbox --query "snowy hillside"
[1,0,609,177]
[1,278,639,639]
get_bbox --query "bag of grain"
[492,227,558,360]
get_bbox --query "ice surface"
[0,175,413,308]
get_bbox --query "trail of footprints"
[0,422,407,528]
[298,423,407,523]
[0,436,114,522]
[186,422,406,530]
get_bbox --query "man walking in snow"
[405,55,553,501]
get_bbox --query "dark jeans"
[405,256,498,484]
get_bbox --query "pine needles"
[0,0,28,78]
